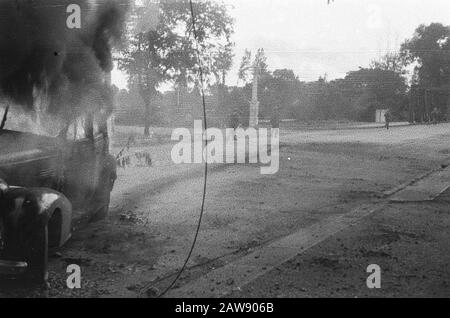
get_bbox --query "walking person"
[384,110,392,130]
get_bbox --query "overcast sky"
[112,0,450,90]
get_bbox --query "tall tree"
[258,69,300,119]
[370,52,408,75]
[238,50,253,84]
[401,23,450,87]
[344,68,407,120]
[119,0,234,135]
[238,48,268,85]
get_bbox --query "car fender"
[2,187,72,248]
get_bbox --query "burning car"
[0,107,116,283]
[0,0,128,284]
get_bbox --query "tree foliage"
[401,23,450,87]
[238,48,268,84]
[119,0,234,134]
[370,52,408,75]
[121,0,234,87]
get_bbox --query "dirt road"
[1,123,449,297]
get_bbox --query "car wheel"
[26,223,49,284]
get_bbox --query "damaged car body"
[0,109,116,283]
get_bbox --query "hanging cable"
[140,0,209,298]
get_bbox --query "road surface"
[1,123,449,297]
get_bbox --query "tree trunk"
[144,101,150,136]
[138,75,151,136]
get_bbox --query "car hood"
[0,130,59,164]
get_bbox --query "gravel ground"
[230,190,450,298]
[1,123,449,298]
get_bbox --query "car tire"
[26,223,49,284]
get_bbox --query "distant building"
[375,109,388,123]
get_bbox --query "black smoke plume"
[0,0,129,121]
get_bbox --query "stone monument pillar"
[249,71,259,128]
